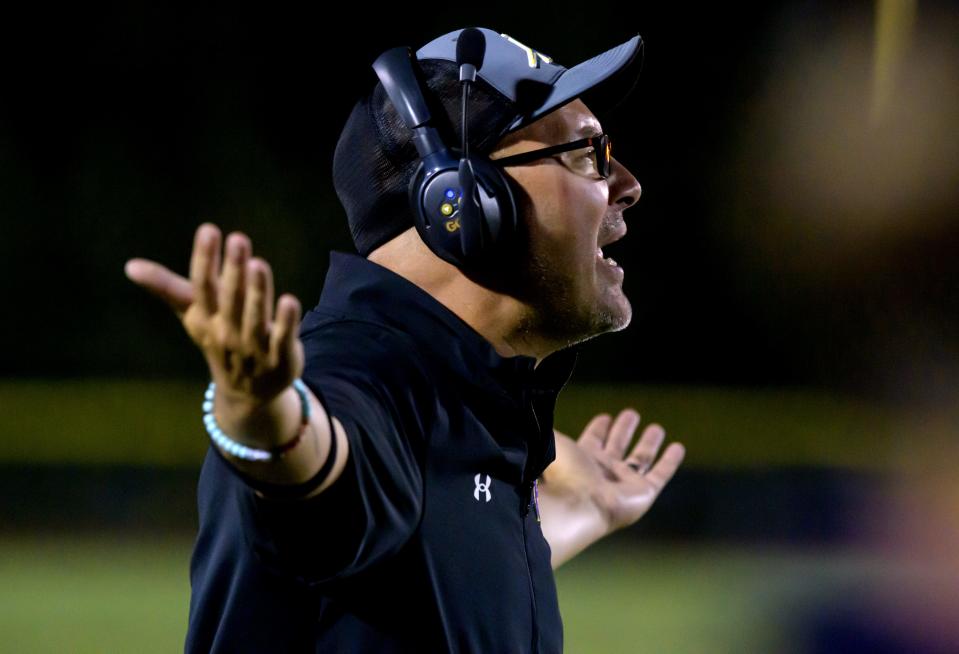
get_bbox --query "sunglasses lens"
[598,135,611,178]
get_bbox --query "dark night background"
[1,2,958,650]
[3,0,955,397]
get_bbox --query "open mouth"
[596,222,628,268]
[596,247,619,267]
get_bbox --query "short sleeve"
[222,318,428,587]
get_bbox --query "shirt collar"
[315,252,578,398]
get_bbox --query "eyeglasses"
[492,133,612,180]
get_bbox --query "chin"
[555,285,632,347]
[522,253,633,346]
[595,290,632,334]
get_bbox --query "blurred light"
[872,0,918,124]
[728,4,959,276]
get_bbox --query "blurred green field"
[0,378,945,470]
[1,379,943,651]
[0,535,890,653]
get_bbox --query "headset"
[372,28,518,269]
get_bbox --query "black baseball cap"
[333,27,644,256]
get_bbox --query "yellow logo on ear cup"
[445,218,461,232]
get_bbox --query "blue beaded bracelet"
[203,379,312,462]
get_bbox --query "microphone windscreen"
[455,28,486,70]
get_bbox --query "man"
[125,27,684,653]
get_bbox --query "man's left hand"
[539,409,685,567]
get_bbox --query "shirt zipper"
[523,398,544,652]
[522,492,540,653]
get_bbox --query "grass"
[0,534,898,653]
[0,535,192,653]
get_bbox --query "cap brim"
[509,35,644,131]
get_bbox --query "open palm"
[547,409,685,532]
[124,223,304,410]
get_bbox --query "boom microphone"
[455,28,488,253]
[456,27,487,83]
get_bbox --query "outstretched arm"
[538,409,684,569]
[125,223,348,496]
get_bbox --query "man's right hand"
[125,223,344,491]
[125,223,303,420]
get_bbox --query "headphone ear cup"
[408,152,518,268]
[409,155,470,267]
[458,155,518,259]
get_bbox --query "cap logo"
[499,34,553,69]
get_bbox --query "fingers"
[644,442,686,492]
[579,413,612,452]
[241,257,273,356]
[189,223,222,315]
[218,233,251,329]
[604,408,640,458]
[131,221,303,401]
[587,407,684,495]
[625,423,666,473]
[124,258,194,317]
[269,293,302,379]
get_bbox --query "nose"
[608,156,641,209]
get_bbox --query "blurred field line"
[0,378,938,470]
[0,379,209,467]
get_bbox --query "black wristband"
[212,389,340,501]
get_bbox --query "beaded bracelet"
[202,378,312,462]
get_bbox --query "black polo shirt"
[186,252,578,653]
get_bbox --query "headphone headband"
[371,36,518,269]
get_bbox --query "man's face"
[490,99,642,347]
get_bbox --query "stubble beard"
[470,190,632,352]
[517,244,632,350]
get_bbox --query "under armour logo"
[473,474,492,502]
